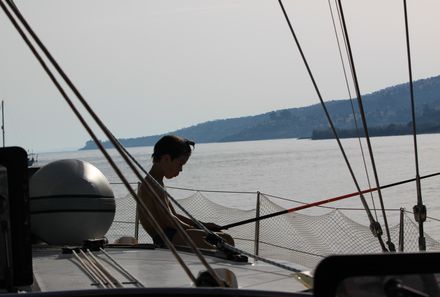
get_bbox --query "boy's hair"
[152,135,195,163]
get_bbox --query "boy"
[137,135,234,250]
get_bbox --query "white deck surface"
[31,246,309,293]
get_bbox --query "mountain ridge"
[80,74,440,150]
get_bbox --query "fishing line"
[403,0,426,251]
[221,171,440,230]
[277,0,387,252]
[1,0,226,285]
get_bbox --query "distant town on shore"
[81,75,440,150]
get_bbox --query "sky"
[1,0,439,152]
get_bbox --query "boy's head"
[152,135,195,163]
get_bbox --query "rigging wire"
[403,0,426,251]
[3,0,303,277]
[277,0,387,252]
[328,0,379,221]
[0,0,199,284]
[335,0,395,252]
[1,0,225,286]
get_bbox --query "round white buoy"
[30,159,116,245]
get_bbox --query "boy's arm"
[168,202,196,229]
[169,203,222,231]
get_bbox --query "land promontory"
[81,75,440,150]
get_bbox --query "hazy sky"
[1,0,439,152]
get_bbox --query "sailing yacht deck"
[31,245,310,294]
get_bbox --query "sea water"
[36,134,440,239]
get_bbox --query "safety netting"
[107,190,440,270]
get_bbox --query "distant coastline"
[311,123,440,140]
[80,74,440,150]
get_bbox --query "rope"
[403,0,426,251]
[328,0,379,221]
[1,0,224,286]
[5,1,224,284]
[86,250,123,288]
[1,0,199,282]
[277,0,387,252]
[335,0,395,251]
[82,250,119,288]
[72,250,105,288]
[99,248,144,288]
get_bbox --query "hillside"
[81,75,440,150]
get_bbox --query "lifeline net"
[107,190,440,270]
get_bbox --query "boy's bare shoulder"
[138,178,164,198]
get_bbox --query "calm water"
[36,135,440,237]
